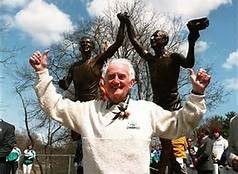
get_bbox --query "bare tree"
[14,65,70,173]
[15,86,44,174]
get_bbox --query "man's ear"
[99,77,105,86]
[129,79,136,88]
[99,77,109,101]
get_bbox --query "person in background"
[29,49,210,173]
[150,144,161,173]
[170,136,188,174]
[227,115,238,172]
[186,137,198,169]
[6,144,21,174]
[194,128,214,174]
[0,119,15,174]
[22,144,36,174]
[72,132,83,174]
[212,127,228,174]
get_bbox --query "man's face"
[104,63,134,103]
[187,139,192,146]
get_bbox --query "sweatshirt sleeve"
[152,94,206,139]
[34,69,86,133]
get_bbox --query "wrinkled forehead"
[105,63,130,79]
[107,62,129,73]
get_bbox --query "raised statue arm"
[122,13,151,60]
[180,17,209,68]
[96,13,126,66]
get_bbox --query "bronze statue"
[123,14,208,110]
[122,13,209,174]
[59,13,126,101]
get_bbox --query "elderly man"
[29,50,210,174]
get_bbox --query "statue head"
[79,36,95,53]
[150,30,169,49]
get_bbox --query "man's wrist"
[191,90,204,95]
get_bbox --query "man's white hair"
[101,58,135,80]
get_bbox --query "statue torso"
[147,52,181,110]
[71,59,101,101]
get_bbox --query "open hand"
[189,68,211,94]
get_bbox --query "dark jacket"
[0,120,15,158]
[195,136,214,171]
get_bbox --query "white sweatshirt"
[212,135,228,160]
[35,69,206,174]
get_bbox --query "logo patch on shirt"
[127,121,140,129]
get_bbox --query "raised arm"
[29,50,49,72]
[153,68,211,139]
[30,50,72,90]
[29,50,86,133]
[189,68,211,95]
[177,28,199,68]
[96,13,126,66]
[123,13,151,60]
[179,17,209,68]
[183,32,199,68]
